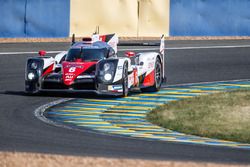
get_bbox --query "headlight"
[102,63,114,82]
[103,63,112,71]
[31,62,38,70]
[103,63,110,71]
[97,60,117,83]
[27,72,35,80]
[104,73,112,81]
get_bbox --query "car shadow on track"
[0,90,27,96]
[1,90,99,98]
[0,90,142,99]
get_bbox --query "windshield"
[66,48,107,62]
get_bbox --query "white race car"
[25,33,165,96]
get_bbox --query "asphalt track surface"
[1,40,250,164]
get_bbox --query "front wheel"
[122,63,128,97]
[141,57,162,92]
[25,81,40,95]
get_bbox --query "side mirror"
[125,51,135,58]
[55,64,62,68]
[108,48,116,58]
[82,37,92,42]
[55,64,62,73]
[38,50,46,56]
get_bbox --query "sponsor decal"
[113,85,122,90]
[77,75,95,79]
[65,73,76,76]
[108,85,113,91]
[128,75,134,85]
[115,73,122,79]
[147,57,154,61]
[117,66,123,70]
[148,62,154,68]
[108,85,122,91]
[65,75,74,81]
[133,68,139,86]
[66,65,83,69]
[62,61,96,85]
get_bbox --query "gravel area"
[0,152,249,167]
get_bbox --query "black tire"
[122,63,128,97]
[25,81,39,95]
[141,57,162,92]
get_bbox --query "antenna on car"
[93,26,99,35]
[71,34,75,45]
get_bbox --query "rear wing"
[118,35,165,56]
[91,33,164,54]
[118,35,165,81]
[92,34,118,53]
[71,33,119,53]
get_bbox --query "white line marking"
[166,78,250,87]
[120,44,250,51]
[34,98,74,130]
[0,51,63,55]
[1,44,250,55]
[168,45,250,50]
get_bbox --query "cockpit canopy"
[66,48,108,62]
[65,41,116,62]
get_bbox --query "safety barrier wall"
[1,0,250,37]
[0,0,169,38]
[170,0,250,36]
[0,1,25,37]
[0,0,70,37]
[70,0,138,37]
[70,0,169,37]
[138,0,169,37]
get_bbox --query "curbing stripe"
[39,80,250,149]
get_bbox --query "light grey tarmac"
[0,40,250,164]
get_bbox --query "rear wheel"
[122,63,128,97]
[141,57,162,92]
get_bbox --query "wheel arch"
[156,53,165,81]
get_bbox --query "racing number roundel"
[69,67,76,72]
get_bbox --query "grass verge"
[147,89,250,143]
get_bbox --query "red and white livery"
[25,33,165,96]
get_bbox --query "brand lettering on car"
[66,65,83,68]
[66,75,74,79]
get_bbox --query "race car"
[25,33,165,96]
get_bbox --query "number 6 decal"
[69,67,76,72]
